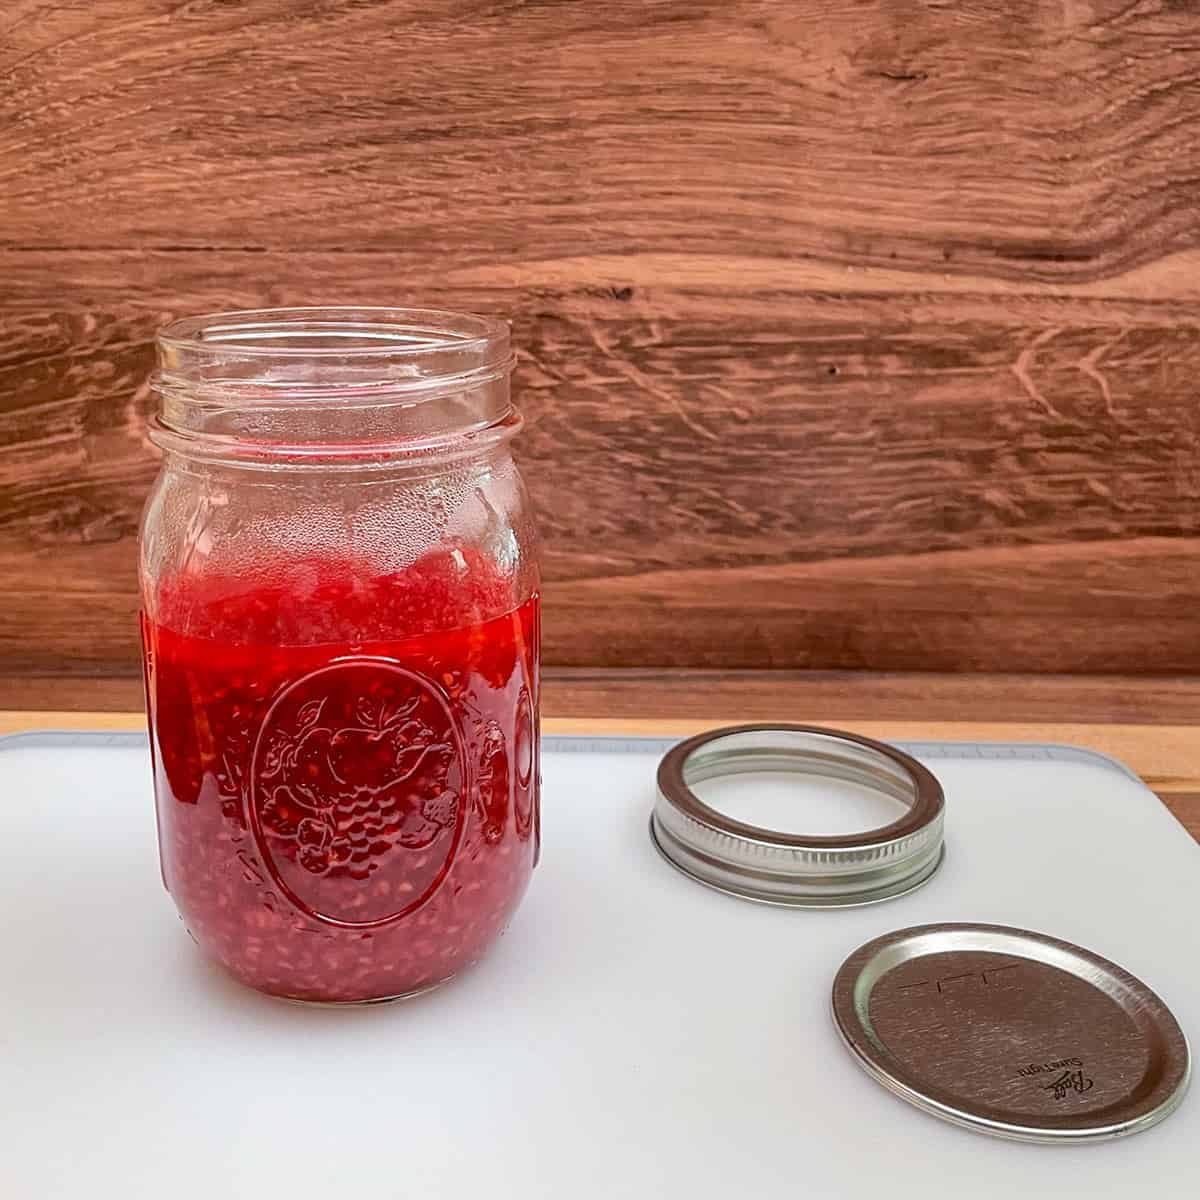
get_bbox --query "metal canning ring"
[651,724,946,908]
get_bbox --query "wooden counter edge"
[3,709,1198,842]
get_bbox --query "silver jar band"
[651,724,946,908]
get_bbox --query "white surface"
[1,732,1198,1199]
[693,766,911,834]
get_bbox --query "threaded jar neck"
[151,307,517,468]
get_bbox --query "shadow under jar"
[139,308,541,1004]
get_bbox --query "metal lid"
[650,724,945,908]
[832,923,1191,1143]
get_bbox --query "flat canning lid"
[651,724,945,908]
[832,923,1191,1143]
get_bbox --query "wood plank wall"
[3,1,1199,678]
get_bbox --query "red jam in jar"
[143,552,538,1003]
[139,308,540,1003]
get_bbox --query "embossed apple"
[248,659,467,926]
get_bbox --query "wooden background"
[4,0,1200,686]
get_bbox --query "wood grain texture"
[1161,791,1200,841]
[4,1,1200,676]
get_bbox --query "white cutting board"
[0,731,1197,1199]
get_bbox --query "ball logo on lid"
[249,658,467,928]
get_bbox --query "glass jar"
[138,308,540,1004]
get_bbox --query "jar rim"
[157,306,510,362]
[151,306,518,467]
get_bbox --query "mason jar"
[138,308,540,1004]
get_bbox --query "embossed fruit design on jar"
[139,309,540,1003]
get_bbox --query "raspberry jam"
[142,550,540,1003]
